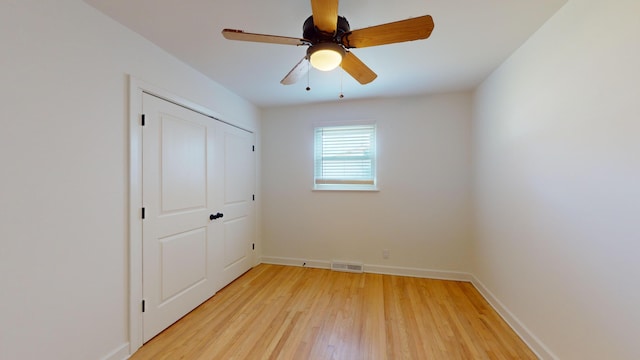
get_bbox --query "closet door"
[141,93,220,342]
[217,125,255,286]
[140,93,255,343]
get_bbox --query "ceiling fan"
[222,0,434,86]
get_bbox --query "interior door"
[218,125,255,286]
[141,93,221,342]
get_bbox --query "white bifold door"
[141,93,254,342]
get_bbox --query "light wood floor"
[130,264,537,359]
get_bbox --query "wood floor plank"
[130,264,537,359]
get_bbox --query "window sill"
[312,185,380,192]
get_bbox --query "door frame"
[128,77,255,353]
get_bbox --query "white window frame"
[313,120,378,192]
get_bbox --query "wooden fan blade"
[281,57,310,85]
[310,0,339,34]
[340,52,377,85]
[342,15,434,48]
[222,29,309,46]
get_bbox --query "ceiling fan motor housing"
[303,15,351,45]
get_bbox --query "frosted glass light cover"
[310,49,343,71]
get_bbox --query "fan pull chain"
[306,60,311,91]
[339,68,345,99]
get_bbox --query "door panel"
[224,131,251,202]
[224,215,249,266]
[161,117,207,212]
[219,127,255,285]
[142,94,218,342]
[160,228,207,301]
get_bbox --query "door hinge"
[142,299,146,313]
[252,243,255,250]
[141,207,145,219]
[141,114,145,126]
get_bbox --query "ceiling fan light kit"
[308,42,345,71]
[222,0,434,87]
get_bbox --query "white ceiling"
[84,0,567,107]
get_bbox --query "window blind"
[314,124,376,186]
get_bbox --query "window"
[314,123,377,191]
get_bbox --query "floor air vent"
[331,261,364,273]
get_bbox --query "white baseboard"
[365,264,473,282]
[259,256,555,359]
[470,275,557,360]
[260,256,331,269]
[101,342,130,360]
[260,256,472,281]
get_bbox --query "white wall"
[0,1,259,359]
[261,93,472,274]
[472,0,640,358]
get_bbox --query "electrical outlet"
[383,249,390,259]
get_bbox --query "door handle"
[209,212,224,220]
